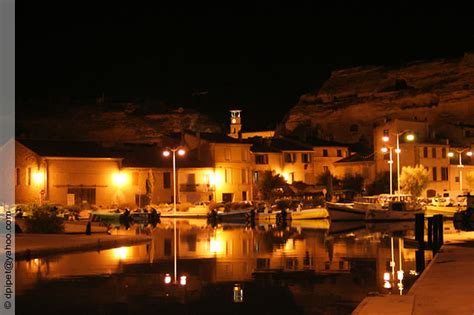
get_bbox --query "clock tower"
[229,109,242,138]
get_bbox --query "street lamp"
[163,146,186,283]
[381,146,394,195]
[383,130,415,199]
[448,148,473,192]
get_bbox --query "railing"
[179,184,215,192]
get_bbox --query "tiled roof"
[335,153,374,163]
[17,139,123,159]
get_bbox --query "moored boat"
[325,202,363,221]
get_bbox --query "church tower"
[229,109,242,138]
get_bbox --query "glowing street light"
[382,130,415,199]
[179,275,187,286]
[448,148,473,191]
[163,146,186,283]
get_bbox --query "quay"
[14,234,151,260]
[353,237,474,314]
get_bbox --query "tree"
[367,171,397,196]
[257,171,288,201]
[341,174,365,193]
[400,165,429,197]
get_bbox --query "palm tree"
[257,171,288,201]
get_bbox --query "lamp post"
[381,146,394,195]
[163,146,186,283]
[383,130,415,199]
[448,148,473,192]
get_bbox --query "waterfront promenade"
[353,234,474,315]
[14,234,151,260]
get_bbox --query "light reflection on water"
[16,218,448,314]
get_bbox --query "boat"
[289,206,329,220]
[90,209,124,225]
[453,195,474,223]
[159,201,211,218]
[325,202,363,221]
[210,202,255,223]
[259,200,328,221]
[327,194,424,222]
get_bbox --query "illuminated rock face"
[283,53,474,146]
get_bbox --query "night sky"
[16,2,474,130]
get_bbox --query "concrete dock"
[13,234,151,260]
[353,236,474,314]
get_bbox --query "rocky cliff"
[17,103,221,143]
[282,53,474,146]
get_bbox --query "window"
[224,148,231,161]
[16,168,20,186]
[455,176,459,183]
[432,148,437,158]
[466,130,472,137]
[241,169,247,184]
[255,154,268,164]
[323,149,328,157]
[284,153,296,163]
[67,188,96,205]
[242,191,247,201]
[225,168,232,184]
[241,149,248,161]
[423,147,428,158]
[442,148,446,158]
[350,124,359,132]
[337,149,342,157]
[323,166,329,173]
[384,152,389,160]
[432,167,437,181]
[27,167,32,186]
[302,153,311,163]
[441,167,448,181]
[163,172,171,189]
[253,171,259,183]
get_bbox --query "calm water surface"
[16,218,439,315]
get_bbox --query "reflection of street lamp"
[163,147,185,284]
[383,130,415,199]
[448,149,473,192]
[381,146,394,195]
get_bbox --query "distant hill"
[16,100,221,143]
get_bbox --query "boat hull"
[365,209,424,221]
[326,202,365,221]
[290,208,329,220]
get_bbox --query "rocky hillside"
[17,103,221,143]
[282,52,474,146]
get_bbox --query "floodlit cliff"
[283,53,474,146]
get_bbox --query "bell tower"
[229,109,242,138]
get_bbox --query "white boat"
[327,194,424,221]
[157,202,210,218]
[289,206,329,220]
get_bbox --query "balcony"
[180,184,215,192]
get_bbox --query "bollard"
[415,213,425,250]
[415,250,425,273]
[436,214,444,248]
[85,221,92,235]
[433,215,439,253]
[427,217,433,249]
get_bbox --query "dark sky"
[17,2,474,130]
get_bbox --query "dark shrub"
[26,205,64,233]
